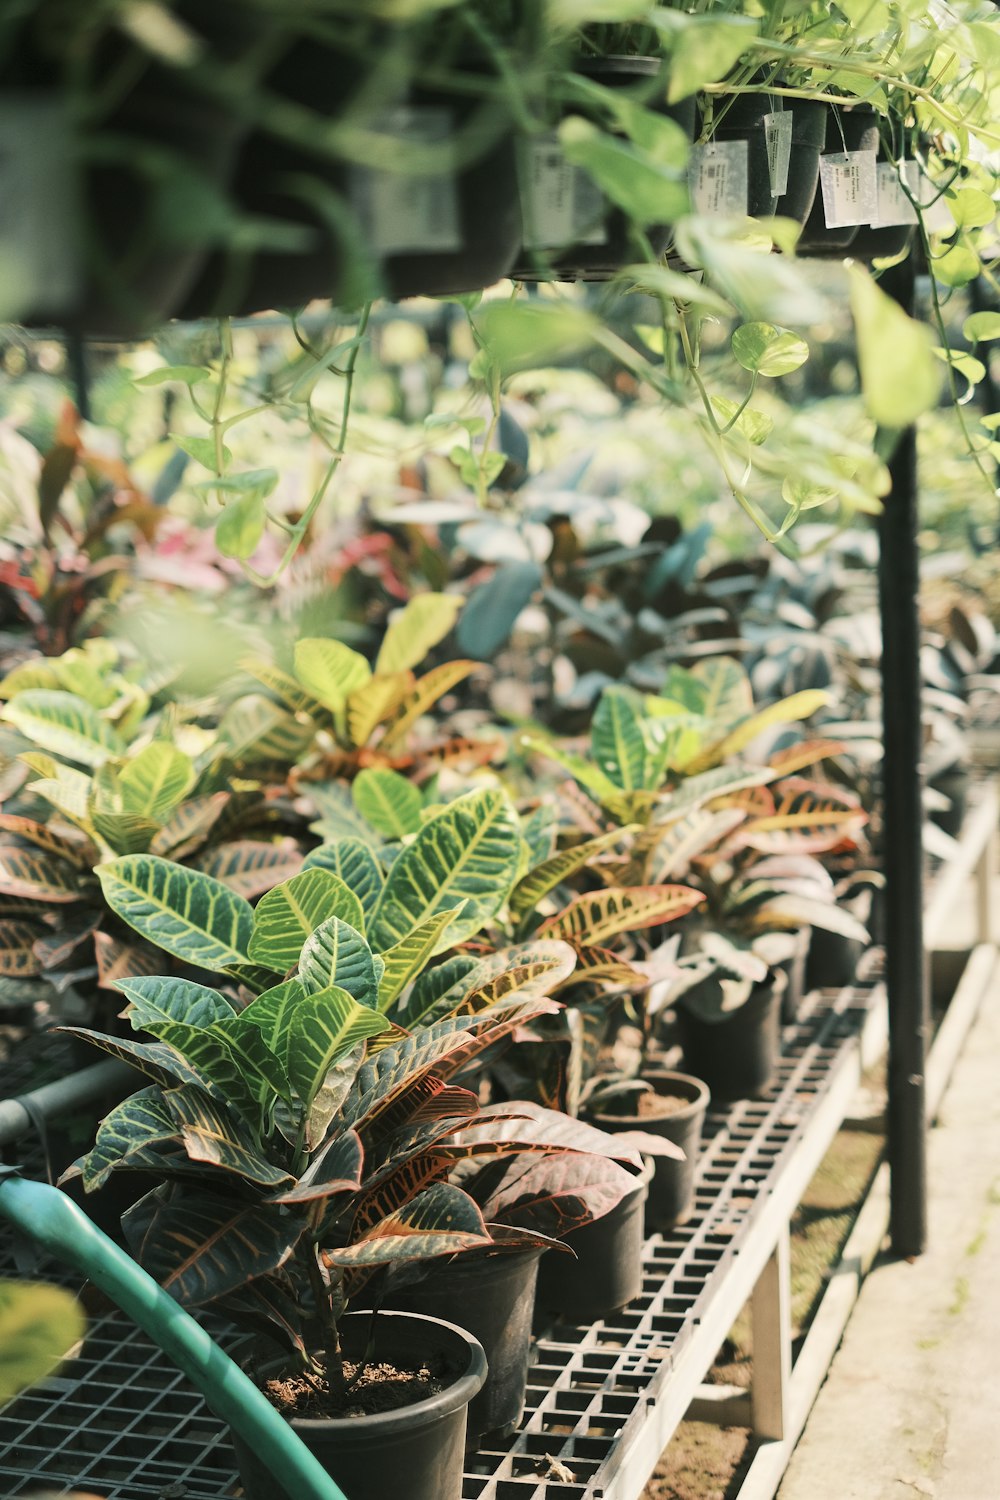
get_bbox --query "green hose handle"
[0,1175,348,1500]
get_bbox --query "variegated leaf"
[151,792,230,860]
[346,673,413,748]
[303,839,384,922]
[294,639,371,712]
[94,930,162,991]
[3,690,125,766]
[592,686,648,791]
[653,764,775,822]
[240,658,329,720]
[91,810,161,855]
[298,919,379,1008]
[376,906,465,1011]
[326,1183,490,1267]
[768,739,847,776]
[127,1190,301,1307]
[118,743,196,819]
[0,846,81,903]
[117,975,237,1030]
[142,1021,265,1119]
[378,660,476,751]
[352,767,422,839]
[537,884,705,946]
[0,815,92,867]
[690,657,753,720]
[68,1086,180,1190]
[510,828,633,922]
[97,855,253,970]
[270,1129,363,1205]
[248,869,364,972]
[690,689,830,770]
[307,782,380,846]
[371,788,520,953]
[286,985,389,1107]
[236,979,305,1057]
[646,806,747,882]
[164,1086,293,1187]
[375,594,464,676]
[397,941,577,1028]
[197,839,303,899]
[218,694,314,765]
[0,919,44,975]
[60,1028,223,1095]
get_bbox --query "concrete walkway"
[777,971,1000,1500]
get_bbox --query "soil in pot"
[797,105,880,256]
[513,58,694,281]
[534,1158,653,1323]
[593,1072,710,1230]
[678,970,786,1102]
[233,1310,487,1500]
[383,1248,541,1445]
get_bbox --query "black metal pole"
[66,332,91,422]
[876,254,928,1257]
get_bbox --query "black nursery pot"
[232,1311,487,1500]
[512,58,695,282]
[679,971,786,1102]
[779,927,811,1025]
[535,1158,653,1322]
[797,105,880,256]
[704,91,782,218]
[593,1071,710,1230]
[383,1248,542,1445]
[929,764,970,838]
[772,100,828,224]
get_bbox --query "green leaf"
[558,116,689,226]
[375,593,463,675]
[70,1086,179,1190]
[0,919,44,975]
[91,810,161,855]
[118,743,196,819]
[298,916,379,1008]
[294,639,372,712]
[376,905,466,1010]
[172,433,231,468]
[472,300,599,378]
[134,365,211,387]
[4,690,125,767]
[303,839,384,923]
[850,265,941,427]
[352,768,422,840]
[97,855,253,970]
[0,1281,86,1401]
[307,783,380,845]
[656,14,759,100]
[218,695,314,765]
[197,840,304,900]
[248,869,364,972]
[592,687,649,791]
[346,673,413,747]
[731,322,809,377]
[963,311,1000,343]
[286,984,389,1107]
[711,394,774,444]
[117,976,237,1030]
[216,492,266,561]
[371,789,521,952]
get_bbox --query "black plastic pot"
[797,105,880,257]
[384,1248,541,1444]
[779,927,811,1025]
[232,1311,487,1500]
[512,58,695,282]
[804,925,865,992]
[773,100,828,224]
[928,764,970,838]
[592,1071,710,1230]
[678,970,785,1102]
[535,1158,653,1322]
[703,91,783,218]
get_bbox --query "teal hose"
[0,1176,348,1500]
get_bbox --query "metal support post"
[877,255,929,1257]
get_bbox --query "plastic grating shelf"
[0,984,875,1500]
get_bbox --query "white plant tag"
[764,111,793,198]
[871,160,919,227]
[351,107,462,257]
[688,139,748,217]
[818,150,878,228]
[0,96,80,320]
[520,134,606,250]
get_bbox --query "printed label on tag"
[520,134,607,249]
[871,161,919,227]
[688,139,748,217]
[818,150,878,228]
[918,172,955,234]
[764,111,792,198]
[351,107,462,257]
[0,98,80,319]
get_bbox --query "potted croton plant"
[60,832,651,1497]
